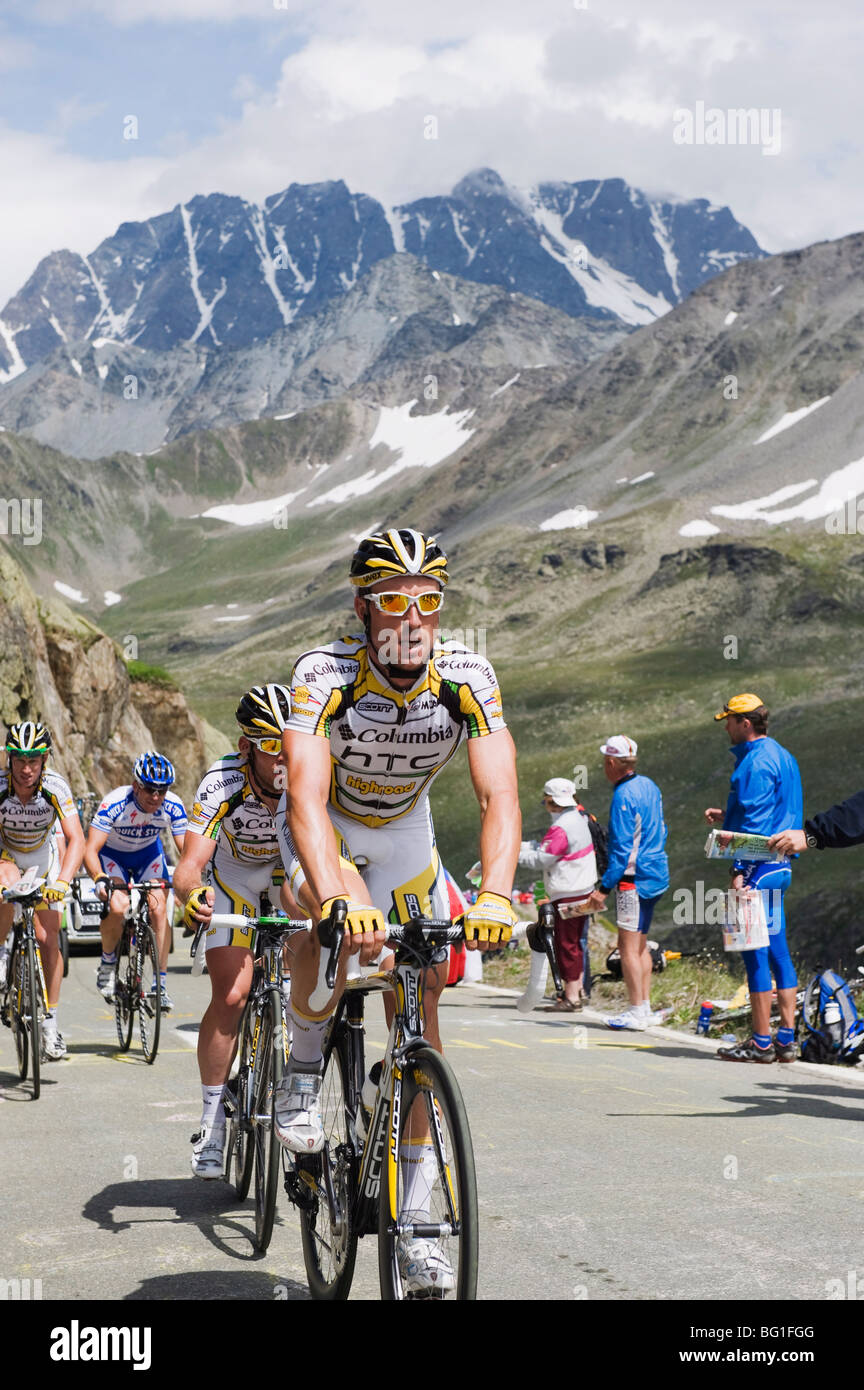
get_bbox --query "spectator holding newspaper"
[705,693,802,1064]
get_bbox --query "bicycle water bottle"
[696,1002,714,1035]
[357,1060,383,1139]
[824,998,843,1051]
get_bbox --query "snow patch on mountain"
[754,397,831,444]
[539,506,599,531]
[198,489,305,526]
[679,519,720,537]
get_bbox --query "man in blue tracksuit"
[704,692,803,1063]
[584,734,669,1031]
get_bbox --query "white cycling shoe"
[96,961,116,1000]
[397,1235,455,1296]
[41,1018,68,1060]
[274,1065,325,1153]
[190,1124,226,1179]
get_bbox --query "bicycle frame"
[8,903,50,1018]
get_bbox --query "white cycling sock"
[400,1142,439,1220]
[101,950,117,964]
[201,1084,225,1131]
[289,1003,328,1066]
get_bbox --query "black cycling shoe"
[717,1038,776,1063]
[774,1038,797,1062]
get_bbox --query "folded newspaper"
[704,829,784,861]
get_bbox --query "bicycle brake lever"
[527,903,565,996]
[310,899,347,1010]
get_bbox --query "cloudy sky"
[0,0,861,306]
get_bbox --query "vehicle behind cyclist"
[83,752,186,1011]
[0,721,85,1060]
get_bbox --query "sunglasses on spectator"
[248,737,283,754]
[365,590,444,615]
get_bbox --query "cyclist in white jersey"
[0,721,85,1060]
[84,752,187,1011]
[275,528,521,1293]
[173,685,361,1178]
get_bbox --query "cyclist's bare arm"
[56,811,85,885]
[174,834,218,923]
[468,727,521,897]
[171,832,186,859]
[83,826,112,884]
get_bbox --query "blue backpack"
[800,970,864,1066]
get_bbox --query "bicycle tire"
[25,938,42,1101]
[10,941,28,1081]
[228,1004,255,1199]
[137,924,161,1063]
[114,926,134,1051]
[299,1028,358,1300]
[252,990,283,1252]
[378,1045,478,1301]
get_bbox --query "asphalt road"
[2,949,864,1302]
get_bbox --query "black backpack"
[578,804,609,879]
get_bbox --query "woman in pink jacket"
[518,777,598,1010]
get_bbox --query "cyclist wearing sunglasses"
[84,751,187,1011]
[275,527,520,1288]
[174,685,298,1177]
[0,721,86,1060]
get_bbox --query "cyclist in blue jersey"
[704,693,802,1064]
[83,752,187,1011]
[584,735,669,1030]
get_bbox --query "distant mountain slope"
[0,169,764,383]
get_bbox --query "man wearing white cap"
[518,777,597,1010]
[584,736,669,1030]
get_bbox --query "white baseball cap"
[542,777,577,807]
[600,735,638,758]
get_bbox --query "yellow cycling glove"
[462,890,518,945]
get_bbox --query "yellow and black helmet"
[350,528,449,589]
[5,720,52,755]
[235,684,292,739]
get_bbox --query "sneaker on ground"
[190,1124,226,1178]
[274,1065,325,1153]
[41,1019,68,1060]
[397,1236,456,1296]
[774,1038,797,1063]
[716,1039,776,1063]
[606,1009,648,1031]
[96,961,116,1000]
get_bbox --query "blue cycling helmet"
[133,751,176,787]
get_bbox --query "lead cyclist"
[275,527,521,1294]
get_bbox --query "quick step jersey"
[285,635,506,828]
[185,754,280,868]
[0,769,76,852]
[90,785,188,854]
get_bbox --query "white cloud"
[0,0,863,308]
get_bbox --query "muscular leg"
[198,946,254,1086]
[617,929,645,1008]
[148,887,171,972]
[35,906,62,1009]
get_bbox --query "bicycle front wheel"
[228,1004,255,1199]
[137,925,161,1063]
[378,1045,478,1301]
[114,927,134,1051]
[252,991,283,1252]
[10,942,28,1082]
[24,939,42,1101]
[299,1030,358,1300]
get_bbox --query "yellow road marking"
[446,1039,489,1050]
[487,1037,528,1049]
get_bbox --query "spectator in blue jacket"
[705,693,803,1064]
[584,735,669,1031]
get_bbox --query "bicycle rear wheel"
[24,939,42,1101]
[227,1004,255,1198]
[378,1045,478,1301]
[114,927,134,1051]
[252,991,283,1252]
[298,1030,358,1300]
[137,925,161,1063]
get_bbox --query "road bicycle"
[0,876,51,1099]
[111,879,165,1064]
[203,911,309,1253]
[284,900,560,1301]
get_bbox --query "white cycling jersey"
[285,635,506,829]
[0,768,76,854]
[90,785,187,855]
